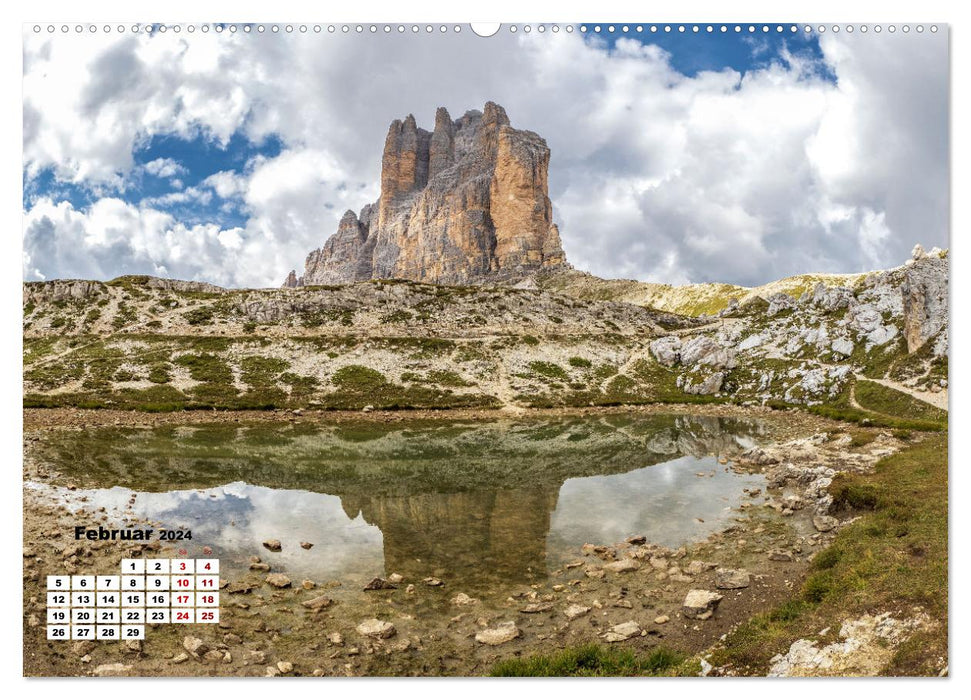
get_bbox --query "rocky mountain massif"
[23,247,947,422]
[284,102,567,287]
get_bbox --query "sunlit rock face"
[285,102,568,287]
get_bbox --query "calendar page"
[22,16,950,681]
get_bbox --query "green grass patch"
[709,434,948,675]
[528,361,570,381]
[490,643,684,677]
[855,380,947,424]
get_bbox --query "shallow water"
[29,414,766,593]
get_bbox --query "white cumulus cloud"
[22,28,948,288]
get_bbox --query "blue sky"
[582,23,834,80]
[22,26,948,288]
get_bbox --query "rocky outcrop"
[901,247,948,353]
[289,102,569,287]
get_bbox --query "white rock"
[603,559,640,574]
[356,618,396,639]
[682,589,723,620]
[715,568,751,589]
[564,604,591,620]
[475,621,521,646]
[601,620,642,642]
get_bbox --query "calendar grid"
[46,558,219,641]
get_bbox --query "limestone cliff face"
[285,102,569,287]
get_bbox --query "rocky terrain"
[23,247,948,419]
[26,404,935,677]
[284,102,568,288]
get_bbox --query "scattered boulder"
[356,618,396,639]
[301,595,334,611]
[300,542,314,550]
[768,549,796,562]
[364,577,397,591]
[265,573,291,588]
[603,559,640,574]
[450,592,478,607]
[812,515,839,532]
[680,335,734,369]
[715,568,751,590]
[475,622,521,646]
[564,604,591,620]
[682,371,725,395]
[831,337,854,357]
[602,621,642,642]
[650,336,682,367]
[183,636,209,659]
[767,293,796,316]
[682,589,723,620]
[262,539,282,552]
[654,615,670,625]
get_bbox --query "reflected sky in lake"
[28,414,765,591]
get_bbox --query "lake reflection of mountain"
[31,414,766,589]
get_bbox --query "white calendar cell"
[146,591,169,607]
[122,625,145,640]
[71,608,95,624]
[121,592,144,607]
[71,591,95,607]
[196,592,219,607]
[96,625,120,640]
[170,559,195,574]
[71,625,95,641]
[47,608,70,624]
[97,608,120,624]
[121,608,144,624]
[196,559,219,574]
[46,575,70,590]
[146,608,170,624]
[71,575,95,591]
[121,558,145,574]
[46,591,70,607]
[146,575,170,591]
[97,592,120,607]
[195,608,219,624]
[171,575,194,591]
[171,591,194,607]
[97,575,120,590]
[195,575,218,590]
[121,575,145,590]
[171,609,194,624]
[146,559,170,574]
[47,625,70,640]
